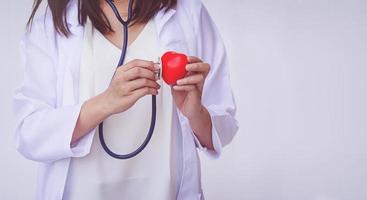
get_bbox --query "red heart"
[161,51,188,85]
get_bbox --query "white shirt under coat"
[12,0,238,199]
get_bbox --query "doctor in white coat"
[13,0,238,199]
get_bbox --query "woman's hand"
[171,56,214,150]
[171,56,210,119]
[71,59,160,145]
[102,59,161,116]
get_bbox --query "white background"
[1,0,367,199]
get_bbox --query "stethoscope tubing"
[98,0,157,159]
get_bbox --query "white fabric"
[63,19,175,200]
[13,0,239,199]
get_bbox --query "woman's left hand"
[171,56,210,119]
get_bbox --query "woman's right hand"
[71,59,160,145]
[102,59,161,116]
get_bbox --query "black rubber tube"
[98,0,156,159]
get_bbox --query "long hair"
[27,0,177,37]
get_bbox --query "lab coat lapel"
[154,8,176,39]
[66,0,80,27]
[154,8,189,54]
[57,0,83,107]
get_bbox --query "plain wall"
[1,0,367,199]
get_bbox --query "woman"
[13,0,238,199]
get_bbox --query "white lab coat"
[13,0,238,199]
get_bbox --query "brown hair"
[27,0,177,37]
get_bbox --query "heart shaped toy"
[161,51,188,85]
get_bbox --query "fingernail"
[154,64,160,70]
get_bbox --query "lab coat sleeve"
[13,20,91,163]
[188,1,239,158]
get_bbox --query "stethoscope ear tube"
[98,0,156,159]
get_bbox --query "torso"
[63,17,177,200]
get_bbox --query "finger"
[119,59,156,72]
[128,78,160,91]
[185,62,210,74]
[177,74,204,85]
[172,85,197,91]
[131,87,158,100]
[187,56,203,64]
[122,67,157,81]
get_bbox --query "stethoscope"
[99,0,157,159]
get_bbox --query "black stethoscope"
[99,0,156,159]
